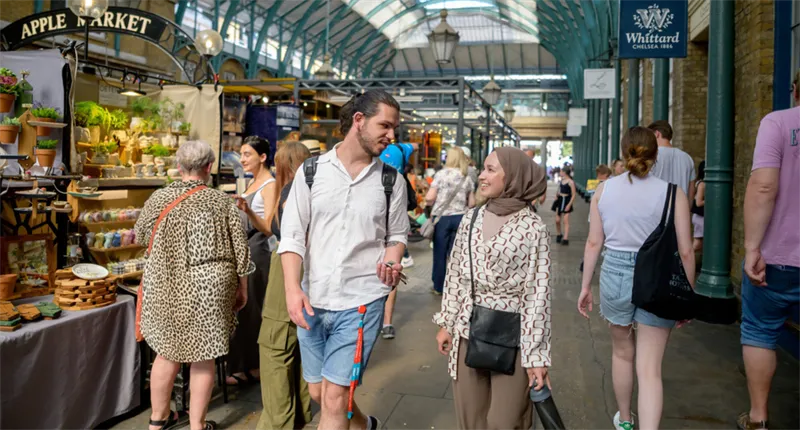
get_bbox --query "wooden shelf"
[109,270,143,281]
[27,121,67,129]
[89,244,144,253]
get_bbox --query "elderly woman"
[434,147,552,430]
[135,140,254,430]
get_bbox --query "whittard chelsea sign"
[618,1,688,58]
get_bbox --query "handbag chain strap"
[467,207,480,302]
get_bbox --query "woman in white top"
[425,147,476,294]
[577,127,695,430]
[231,136,277,386]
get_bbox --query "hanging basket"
[0,125,19,144]
[36,148,57,167]
[0,94,15,113]
[34,117,54,137]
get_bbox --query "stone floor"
[112,185,799,429]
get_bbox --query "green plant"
[143,144,170,157]
[31,102,61,120]
[131,97,160,118]
[109,109,129,130]
[0,68,19,96]
[161,98,185,127]
[37,139,58,149]
[178,122,191,134]
[1,117,20,126]
[92,140,118,155]
[74,101,111,129]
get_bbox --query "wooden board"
[57,297,115,311]
[0,324,22,332]
[0,301,19,321]
[17,304,41,321]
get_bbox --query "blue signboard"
[618,0,688,58]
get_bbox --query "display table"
[0,295,140,429]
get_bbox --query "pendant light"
[427,9,460,64]
[315,0,337,80]
[481,13,501,105]
[503,96,515,123]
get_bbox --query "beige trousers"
[452,338,533,430]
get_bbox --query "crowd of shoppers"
[133,75,798,430]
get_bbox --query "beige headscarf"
[485,147,548,216]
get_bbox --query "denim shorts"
[297,296,386,387]
[741,264,800,350]
[599,249,676,329]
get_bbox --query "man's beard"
[357,129,381,157]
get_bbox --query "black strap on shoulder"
[467,207,480,301]
[303,156,319,189]
[381,163,397,234]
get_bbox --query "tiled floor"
[113,185,799,429]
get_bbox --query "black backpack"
[303,156,397,232]
[398,154,417,212]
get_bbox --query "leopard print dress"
[135,180,255,363]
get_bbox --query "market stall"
[0,5,225,427]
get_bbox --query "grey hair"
[176,140,216,174]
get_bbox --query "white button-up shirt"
[278,146,409,311]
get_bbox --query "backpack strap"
[381,163,397,238]
[304,156,319,189]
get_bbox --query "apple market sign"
[618,1,688,58]
[1,7,169,51]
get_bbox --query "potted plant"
[109,109,129,141]
[30,102,61,137]
[0,116,20,144]
[74,101,110,144]
[36,139,58,167]
[161,98,185,132]
[130,97,160,131]
[142,143,170,165]
[0,68,19,113]
[91,139,118,165]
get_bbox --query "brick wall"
[671,41,709,161]
[642,59,654,126]
[621,60,629,131]
[220,59,247,80]
[730,0,774,287]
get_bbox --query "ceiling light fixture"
[427,9,460,64]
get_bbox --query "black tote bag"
[631,183,697,321]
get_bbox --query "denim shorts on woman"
[297,296,386,387]
[599,249,676,329]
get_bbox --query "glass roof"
[395,12,537,49]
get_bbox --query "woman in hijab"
[433,147,552,430]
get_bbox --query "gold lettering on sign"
[56,14,67,30]
[128,16,139,32]
[115,13,128,30]
[21,23,33,40]
[37,17,48,33]
[138,17,151,34]
[103,12,114,28]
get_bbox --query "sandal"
[226,374,249,386]
[199,420,217,430]
[149,410,185,430]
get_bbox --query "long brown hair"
[621,126,658,183]
[270,141,312,225]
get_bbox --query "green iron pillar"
[653,58,670,121]
[697,0,735,298]
[594,99,602,166]
[600,98,609,165]
[627,59,640,127]
[611,59,622,160]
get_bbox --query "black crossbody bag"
[463,208,521,375]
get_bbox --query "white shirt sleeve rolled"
[277,166,311,257]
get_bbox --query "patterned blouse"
[431,168,474,217]
[433,206,552,380]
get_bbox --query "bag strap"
[381,163,397,237]
[667,183,677,225]
[657,183,675,228]
[147,185,207,254]
[436,174,468,220]
[303,156,319,189]
[467,207,480,302]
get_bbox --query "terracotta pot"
[35,117,54,137]
[36,148,57,167]
[89,126,101,144]
[0,93,15,113]
[0,125,19,144]
[0,274,18,300]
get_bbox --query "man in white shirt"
[279,89,409,430]
[647,120,697,201]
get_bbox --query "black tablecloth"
[0,295,140,429]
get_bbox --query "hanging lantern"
[195,29,224,57]
[314,54,337,80]
[68,0,109,19]
[482,76,502,105]
[503,97,516,123]
[427,10,460,64]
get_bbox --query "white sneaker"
[401,256,414,268]
[613,411,635,430]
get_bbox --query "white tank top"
[598,174,669,252]
[245,177,275,218]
